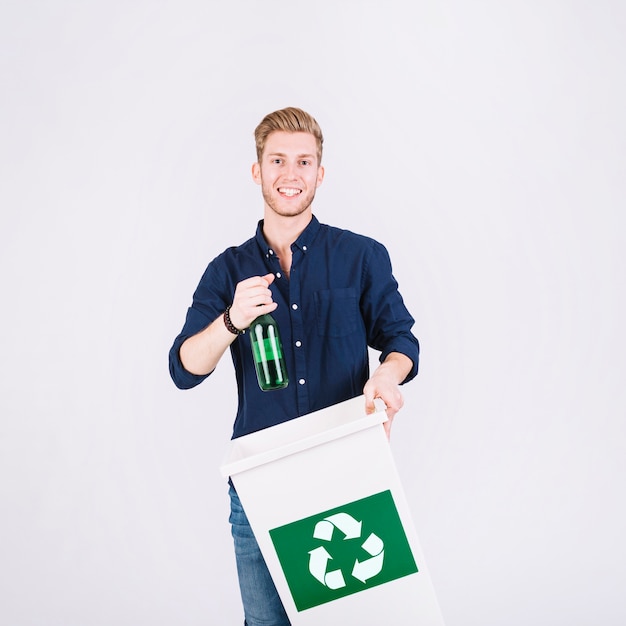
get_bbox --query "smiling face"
[252,131,325,219]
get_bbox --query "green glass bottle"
[250,313,289,391]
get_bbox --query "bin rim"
[220,399,388,478]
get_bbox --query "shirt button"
[303,245,307,251]
[292,303,298,310]
[299,378,306,385]
[295,340,302,347]
[276,272,282,279]
[269,249,274,255]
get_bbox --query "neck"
[262,210,312,255]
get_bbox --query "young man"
[169,107,420,626]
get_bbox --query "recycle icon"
[308,512,385,589]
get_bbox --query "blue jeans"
[229,485,291,626]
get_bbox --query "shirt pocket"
[314,288,359,337]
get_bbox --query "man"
[169,107,420,626]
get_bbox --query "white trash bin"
[220,395,445,625]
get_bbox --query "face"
[252,131,324,218]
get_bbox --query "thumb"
[364,393,377,415]
[262,272,276,286]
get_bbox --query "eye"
[300,160,311,166]
[271,158,282,165]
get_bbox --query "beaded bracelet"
[223,305,245,335]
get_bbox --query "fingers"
[364,395,397,440]
[383,415,393,440]
[363,378,404,441]
[230,274,278,329]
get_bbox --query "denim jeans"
[229,485,291,626]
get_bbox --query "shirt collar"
[255,215,321,257]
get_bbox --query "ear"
[316,165,325,188]
[251,162,261,185]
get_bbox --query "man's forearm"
[376,352,414,384]
[179,314,237,376]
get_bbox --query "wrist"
[223,305,245,335]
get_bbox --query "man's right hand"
[228,273,278,331]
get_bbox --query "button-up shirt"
[169,215,420,439]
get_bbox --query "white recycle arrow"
[313,513,362,541]
[308,546,346,589]
[352,532,385,583]
[309,512,385,588]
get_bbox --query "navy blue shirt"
[169,215,420,439]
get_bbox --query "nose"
[284,160,298,180]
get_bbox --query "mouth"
[278,187,302,198]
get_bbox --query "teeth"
[279,188,301,197]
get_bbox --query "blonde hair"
[254,107,324,163]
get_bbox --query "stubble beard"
[262,183,316,218]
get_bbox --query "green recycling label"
[269,490,418,612]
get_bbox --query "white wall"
[1,1,624,624]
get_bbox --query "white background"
[1,1,624,624]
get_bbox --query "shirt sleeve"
[168,260,230,390]
[168,307,213,390]
[361,239,420,384]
